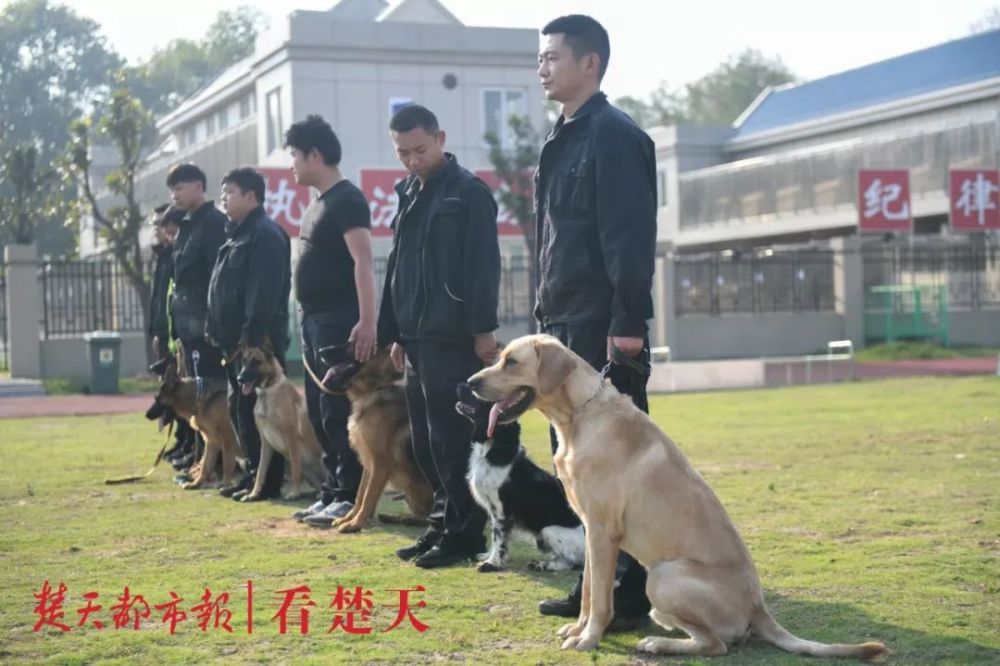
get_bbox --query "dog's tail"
[751,607,887,661]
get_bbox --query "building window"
[205,114,215,138]
[656,165,668,207]
[183,125,197,148]
[217,107,229,131]
[266,87,283,154]
[482,88,526,148]
[240,94,253,120]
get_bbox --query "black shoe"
[538,594,580,618]
[219,475,252,497]
[414,535,482,569]
[171,452,195,471]
[396,530,442,562]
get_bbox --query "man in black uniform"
[207,167,291,501]
[534,15,658,629]
[283,115,373,526]
[146,204,195,462]
[377,105,499,568]
[166,163,227,381]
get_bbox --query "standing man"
[166,163,228,381]
[146,204,195,462]
[534,15,657,629]
[282,115,372,526]
[207,167,291,502]
[377,105,499,568]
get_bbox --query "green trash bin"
[85,331,122,394]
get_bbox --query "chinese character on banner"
[359,168,408,237]
[359,167,526,238]
[259,167,311,238]
[950,169,1000,231]
[857,169,912,233]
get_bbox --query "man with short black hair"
[166,163,227,381]
[534,14,657,629]
[208,166,291,501]
[378,104,499,568]
[282,114,372,526]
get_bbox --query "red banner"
[358,167,525,237]
[949,169,1000,232]
[857,169,911,233]
[259,167,311,238]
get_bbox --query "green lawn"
[1,377,998,664]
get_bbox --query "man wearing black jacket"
[208,167,291,501]
[534,15,657,629]
[377,105,499,568]
[147,204,195,462]
[167,163,227,381]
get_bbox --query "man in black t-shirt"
[283,115,374,526]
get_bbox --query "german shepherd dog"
[320,345,433,533]
[236,346,326,501]
[155,363,239,489]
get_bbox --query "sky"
[54,0,1000,100]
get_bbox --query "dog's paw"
[637,637,665,654]
[240,493,263,503]
[337,521,362,534]
[476,561,502,573]
[557,621,585,639]
[282,490,304,501]
[562,633,599,651]
[181,481,202,490]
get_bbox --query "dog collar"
[575,378,606,414]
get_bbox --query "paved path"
[1,357,995,419]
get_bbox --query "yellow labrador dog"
[467,335,886,659]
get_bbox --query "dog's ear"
[535,339,576,396]
[261,336,274,355]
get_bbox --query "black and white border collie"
[456,383,584,573]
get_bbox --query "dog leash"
[302,352,348,396]
[104,419,174,485]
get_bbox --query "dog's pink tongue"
[487,402,501,438]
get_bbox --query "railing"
[675,246,836,316]
[39,260,149,339]
[862,238,1000,310]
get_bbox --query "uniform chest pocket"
[551,164,593,214]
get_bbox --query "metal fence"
[675,247,836,316]
[0,263,8,370]
[37,253,534,342]
[39,259,150,339]
[862,237,1000,310]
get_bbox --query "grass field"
[1,376,998,665]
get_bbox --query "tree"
[613,49,796,128]
[615,82,687,129]
[64,85,156,358]
[0,0,122,255]
[485,116,542,331]
[128,6,268,115]
[969,6,1000,33]
[685,49,796,125]
[0,0,121,157]
[0,143,61,245]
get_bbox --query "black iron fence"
[675,247,836,316]
[39,259,150,339]
[36,254,534,342]
[862,238,1000,310]
[0,263,8,370]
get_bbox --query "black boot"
[396,529,442,561]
